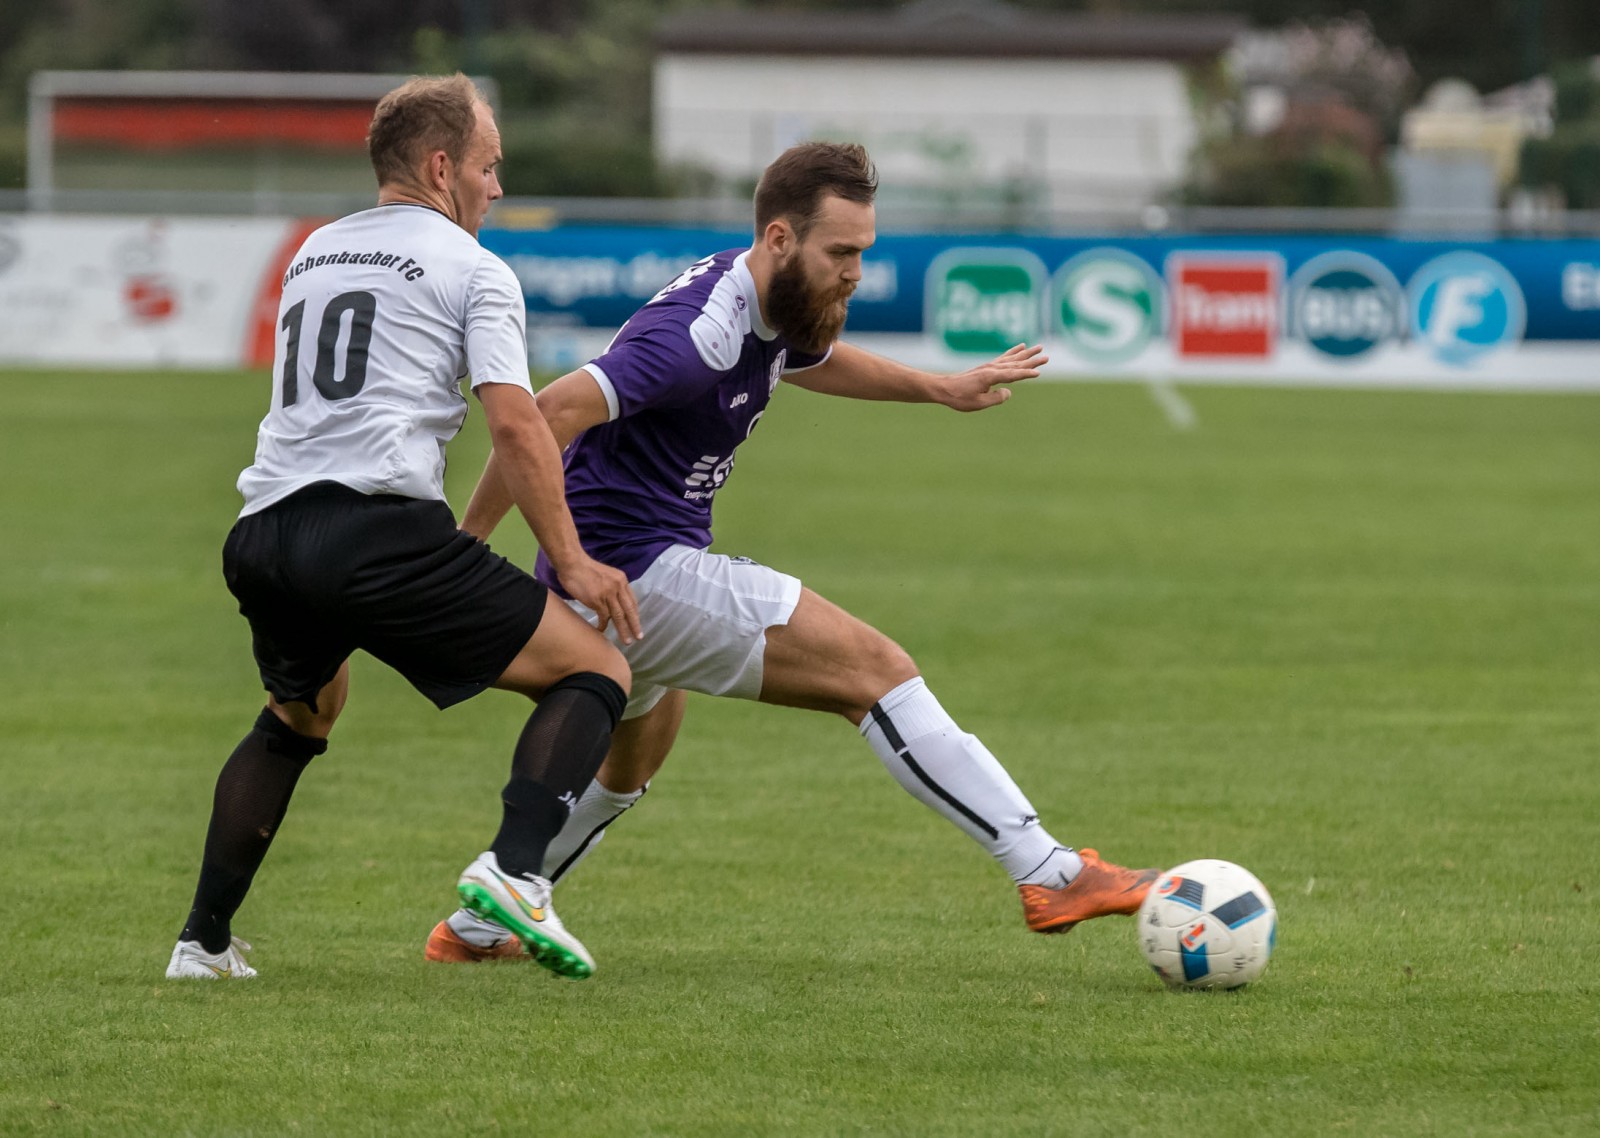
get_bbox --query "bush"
[1183,135,1393,208]
[1520,123,1600,209]
[499,122,687,198]
[1519,60,1600,209]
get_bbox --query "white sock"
[545,779,647,883]
[447,780,647,947]
[447,907,516,948]
[860,677,1082,887]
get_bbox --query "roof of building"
[657,0,1245,63]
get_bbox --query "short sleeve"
[782,344,834,372]
[588,313,728,417]
[464,254,532,392]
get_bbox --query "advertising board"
[0,215,1595,390]
[486,226,1600,390]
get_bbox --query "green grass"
[1,370,1597,1136]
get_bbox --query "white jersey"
[237,203,532,515]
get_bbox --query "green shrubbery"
[1183,135,1393,209]
[1520,60,1600,209]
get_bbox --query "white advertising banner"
[0,215,311,368]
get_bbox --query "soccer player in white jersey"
[429,141,1158,964]
[166,75,645,982]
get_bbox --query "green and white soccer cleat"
[455,852,595,980]
[166,935,258,980]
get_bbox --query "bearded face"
[764,248,855,356]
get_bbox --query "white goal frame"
[26,70,498,212]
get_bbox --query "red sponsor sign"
[1171,256,1281,358]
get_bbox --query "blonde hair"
[367,73,485,186]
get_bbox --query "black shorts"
[223,482,547,710]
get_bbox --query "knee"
[269,665,347,739]
[593,647,631,696]
[269,698,340,740]
[849,635,919,713]
[257,706,330,759]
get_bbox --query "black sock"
[490,672,626,879]
[179,709,325,953]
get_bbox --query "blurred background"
[1,0,1598,383]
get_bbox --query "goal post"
[26,70,498,212]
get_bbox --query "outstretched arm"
[781,341,1047,411]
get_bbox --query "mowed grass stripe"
[0,371,1595,1136]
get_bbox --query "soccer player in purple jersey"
[426,141,1157,965]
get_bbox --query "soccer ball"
[1138,859,1277,990]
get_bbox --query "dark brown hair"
[367,74,484,187]
[754,142,878,239]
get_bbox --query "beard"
[765,254,853,355]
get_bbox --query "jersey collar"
[732,251,776,342]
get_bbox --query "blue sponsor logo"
[1409,252,1527,366]
[1290,252,1404,359]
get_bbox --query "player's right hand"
[941,342,1047,411]
[557,556,643,646]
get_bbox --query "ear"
[423,149,453,194]
[761,217,795,258]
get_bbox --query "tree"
[1181,17,1409,208]
[1519,59,1600,209]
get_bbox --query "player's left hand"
[942,343,1047,411]
[558,555,643,646]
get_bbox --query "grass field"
[1,369,1597,1136]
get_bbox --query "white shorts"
[564,544,802,719]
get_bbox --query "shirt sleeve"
[782,344,834,372]
[464,253,532,392]
[586,310,728,417]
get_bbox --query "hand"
[941,343,1047,411]
[555,555,643,646]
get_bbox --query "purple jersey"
[535,250,829,592]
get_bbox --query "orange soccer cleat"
[1019,849,1161,934]
[424,919,526,963]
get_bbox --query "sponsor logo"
[1288,251,1405,359]
[925,249,1046,355]
[684,453,735,500]
[1181,922,1207,951]
[1169,254,1282,358]
[124,275,178,323]
[1408,252,1526,366]
[1053,248,1163,364]
[1561,262,1600,311]
[114,227,181,323]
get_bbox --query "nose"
[842,255,863,282]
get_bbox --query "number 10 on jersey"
[280,291,377,406]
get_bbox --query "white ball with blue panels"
[1138,859,1277,990]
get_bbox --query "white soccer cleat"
[166,936,258,980]
[455,852,595,980]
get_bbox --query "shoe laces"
[510,874,553,909]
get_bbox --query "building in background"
[1396,77,1554,217]
[653,0,1243,217]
